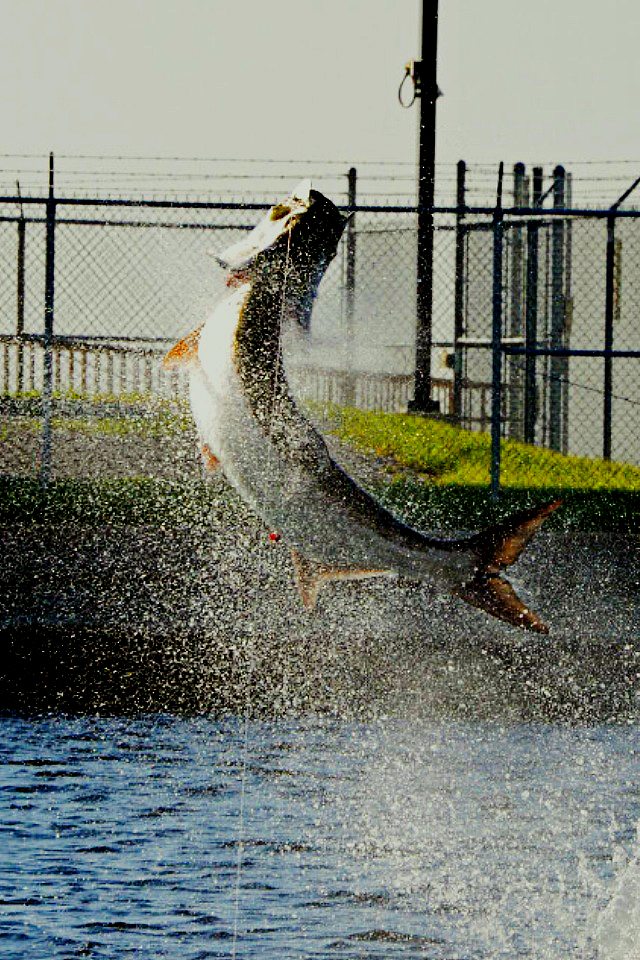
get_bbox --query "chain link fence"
[461,207,640,472]
[0,182,639,489]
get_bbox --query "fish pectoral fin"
[200,443,221,472]
[163,326,203,368]
[469,499,562,572]
[290,549,390,610]
[456,574,549,634]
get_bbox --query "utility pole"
[400,0,440,414]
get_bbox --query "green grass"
[1,391,193,438]
[373,479,638,533]
[0,476,242,528]
[1,473,636,533]
[2,401,639,533]
[329,407,640,489]
[328,408,640,532]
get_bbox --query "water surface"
[1,713,638,959]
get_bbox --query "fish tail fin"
[455,573,550,634]
[468,499,562,572]
[457,499,562,634]
[163,326,202,369]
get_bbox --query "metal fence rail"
[1,167,639,492]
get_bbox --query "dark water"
[1,713,638,960]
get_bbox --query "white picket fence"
[0,336,186,400]
[0,335,454,415]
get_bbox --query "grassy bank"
[1,476,638,535]
[0,393,191,437]
[0,476,243,528]
[329,408,640,489]
[328,408,640,532]
[2,404,639,532]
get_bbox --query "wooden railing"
[0,335,468,419]
[290,365,453,415]
[0,335,188,400]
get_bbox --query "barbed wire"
[1,154,638,210]
[504,355,640,407]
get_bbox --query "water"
[1,713,638,959]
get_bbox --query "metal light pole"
[402,0,440,414]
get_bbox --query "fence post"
[524,166,542,444]
[562,172,573,453]
[40,152,56,488]
[346,167,356,319]
[491,163,504,500]
[549,165,565,452]
[508,162,526,440]
[603,211,615,461]
[602,173,640,460]
[603,227,624,461]
[16,185,26,394]
[453,159,466,423]
[16,222,25,329]
[344,166,357,406]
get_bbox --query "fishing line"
[230,225,292,959]
[231,707,250,960]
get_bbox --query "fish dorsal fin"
[468,499,561,573]
[456,574,550,634]
[163,326,202,369]
[291,549,391,610]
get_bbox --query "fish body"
[167,181,560,633]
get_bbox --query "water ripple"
[0,713,637,959]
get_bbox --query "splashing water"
[593,836,640,959]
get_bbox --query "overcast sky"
[1,0,639,170]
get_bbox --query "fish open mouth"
[216,180,313,273]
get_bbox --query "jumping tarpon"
[166,180,560,633]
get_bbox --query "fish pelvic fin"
[291,549,391,610]
[459,499,562,633]
[163,326,202,368]
[455,573,550,634]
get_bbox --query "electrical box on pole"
[399,0,441,414]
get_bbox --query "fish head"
[217,181,350,308]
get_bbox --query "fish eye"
[270,204,291,221]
